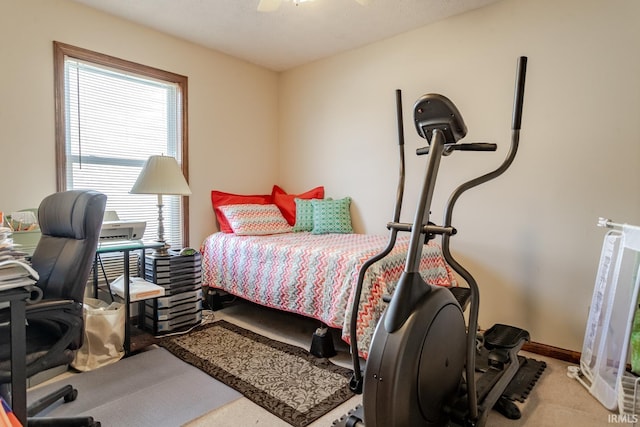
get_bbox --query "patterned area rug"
[158,320,354,427]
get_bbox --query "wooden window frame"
[53,41,190,246]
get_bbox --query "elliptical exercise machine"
[335,57,534,427]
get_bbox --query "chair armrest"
[25,298,77,314]
[0,299,81,324]
[25,299,83,328]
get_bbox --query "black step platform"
[332,404,364,427]
[502,356,547,402]
[475,347,547,403]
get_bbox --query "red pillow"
[271,185,325,225]
[211,190,272,233]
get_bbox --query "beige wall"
[279,0,640,351]
[0,0,279,248]
[2,0,639,352]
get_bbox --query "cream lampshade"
[130,155,191,256]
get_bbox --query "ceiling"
[71,0,501,71]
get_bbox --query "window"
[53,42,189,250]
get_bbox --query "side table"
[93,240,164,356]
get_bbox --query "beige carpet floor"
[27,346,241,426]
[186,299,634,427]
[29,297,634,426]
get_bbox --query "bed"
[200,231,457,359]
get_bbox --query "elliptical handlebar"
[452,143,497,151]
[442,56,527,228]
[416,142,497,156]
[392,89,406,224]
[347,89,408,393]
[512,56,528,131]
[439,55,528,422]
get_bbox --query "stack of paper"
[0,259,41,309]
[0,259,39,291]
[110,275,165,302]
[0,227,12,262]
[0,226,28,263]
[0,228,42,308]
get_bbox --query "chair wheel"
[63,388,78,403]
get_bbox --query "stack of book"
[142,249,202,335]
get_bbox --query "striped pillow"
[219,204,293,235]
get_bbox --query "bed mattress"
[201,232,457,358]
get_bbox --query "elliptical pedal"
[483,323,530,350]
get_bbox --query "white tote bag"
[72,297,125,371]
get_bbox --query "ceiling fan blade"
[257,0,282,12]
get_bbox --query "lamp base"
[152,241,170,257]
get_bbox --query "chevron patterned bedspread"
[201,232,457,358]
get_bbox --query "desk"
[1,287,30,426]
[94,240,163,356]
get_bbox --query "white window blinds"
[62,57,186,248]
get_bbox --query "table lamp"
[130,155,191,256]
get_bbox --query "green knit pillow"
[293,198,315,232]
[311,197,353,234]
[293,197,331,232]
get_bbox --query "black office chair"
[0,190,106,426]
